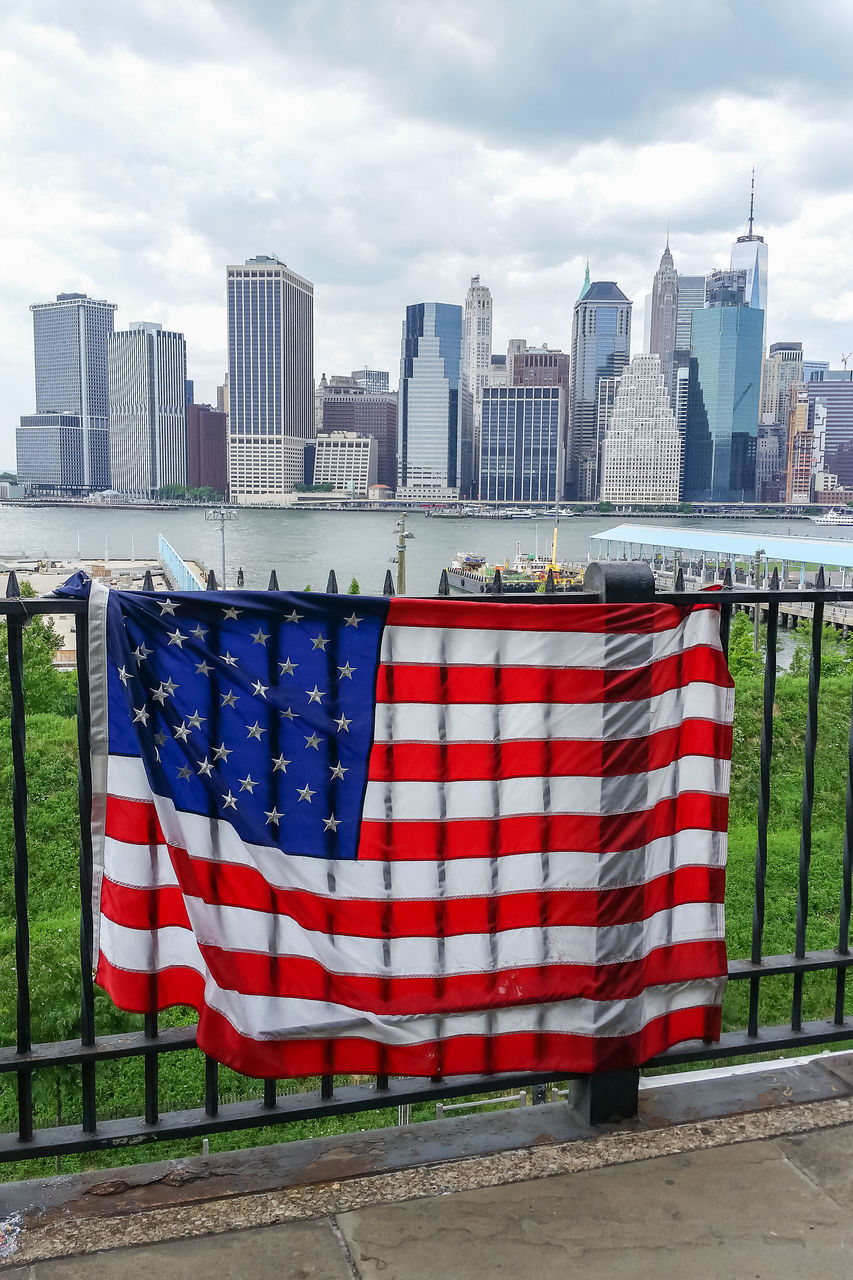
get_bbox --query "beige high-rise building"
[600,353,682,504]
[226,255,314,503]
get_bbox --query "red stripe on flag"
[368,720,733,782]
[192,940,727,1012]
[357,791,730,860]
[95,949,721,1077]
[374,647,731,704]
[386,598,722,635]
[102,861,725,939]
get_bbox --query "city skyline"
[2,2,853,468]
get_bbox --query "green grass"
[3,638,853,1179]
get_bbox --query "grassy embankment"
[1,610,852,1179]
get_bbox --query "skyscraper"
[397,302,472,499]
[108,323,188,497]
[648,240,679,391]
[29,291,116,489]
[674,276,705,353]
[599,354,682,504]
[462,276,493,492]
[683,270,763,503]
[568,279,632,499]
[479,386,565,503]
[226,254,314,502]
[730,173,768,345]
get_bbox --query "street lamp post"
[205,505,237,589]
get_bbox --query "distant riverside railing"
[1,560,853,1163]
[158,533,203,591]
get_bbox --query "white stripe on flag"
[100,899,724,979]
[361,756,730,822]
[379,610,722,669]
[101,824,727,899]
[372,683,733,743]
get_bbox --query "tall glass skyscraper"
[29,291,116,489]
[108,323,188,497]
[569,280,631,499]
[226,255,314,502]
[683,272,763,503]
[397,302,472,499]
[674,276,705,353]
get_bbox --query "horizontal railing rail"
[1,558,852,1157]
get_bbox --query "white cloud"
[0,0,852,468]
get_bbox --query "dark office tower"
[398,302,473,499]
[479,386,565,503]
[675,276,705,352]
[683,271,763,503]
[649,240,679,391]
[568,279,632,499]
[320,376,398,489]
[511,348,570,392]
[29,291,116,490]
[187,404,228,496]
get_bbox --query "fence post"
[574,560,654,1124]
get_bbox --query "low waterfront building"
[313,431,378,496]
[16,412,101,496]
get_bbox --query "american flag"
[62,574,734,1078]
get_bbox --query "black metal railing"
[1,558,853,1157]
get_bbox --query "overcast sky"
[2,0,853,468]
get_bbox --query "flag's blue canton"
[104,589,389,860]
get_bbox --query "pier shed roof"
[592,524,853,568]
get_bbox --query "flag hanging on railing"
[60,575,735,1078]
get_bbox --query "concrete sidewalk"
[7,1120,853,1279]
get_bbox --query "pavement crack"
[329,1213,363,1279]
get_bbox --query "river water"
[0,505,846,596]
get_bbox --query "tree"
[0,581,77,717]
[598,500,614,514]
[789,619,851,677]
[726,610,764,679]
[348,577,360,595]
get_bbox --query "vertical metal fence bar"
[143,1013,159,1125]
[263,1078,277,1109]
[75,608,98,1134]
[6,572,33,1142]
[204,1055,219,1117]
[749,570,779,1037]
[835,682,853,1024]
[267,570,280,591]
[383,569,395,596]
[719,568,733,660]
[793,570,825,1031]
[437,569,450,596]
[326,570,338,594]
[491,568,503,596]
